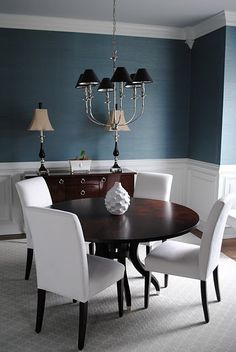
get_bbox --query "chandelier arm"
[105,92,111,115]
[120,86,146,126]
[126,95,146,125]
[86,102,107,127]
[87,100,116,128]
[126,83,146,125]
[86,112,106,127]
[119,82,124,111]
[120,94,138,125]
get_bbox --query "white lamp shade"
[105,110,130,132]
[28,109,54,131]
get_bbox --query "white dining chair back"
[26,207,89,300]
[133,172,173,201]
[16,177,52,279]
[144,193,236,323]
[133,172,173,289]
[25,206,124,350]
[199,194,235,280]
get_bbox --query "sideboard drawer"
[44,176,66,203]
[66,182,101,200]
[26,170,135,203]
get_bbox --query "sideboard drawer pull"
[81,178,86,184]
[80,190,86,196]
[59,179,64,185]
[101,177,106,183]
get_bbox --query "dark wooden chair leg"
[35,289,46,333]
[146,245,150,256]
[124,269,131,308]
[144,271,151,309]
[200,281,209,323]
[78,302,88,351]
[25,248,33,280]
[89,242,95,255]
[164,274,169,288]
[117,278,124,317]
[213,266,221,302]
[161,240,169,288]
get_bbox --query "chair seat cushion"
[145,240,200,280]
[88,255,124,299]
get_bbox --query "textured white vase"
[105,182,130,215]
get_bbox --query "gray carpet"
[1,234,236,352]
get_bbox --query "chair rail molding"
[0,159,235,238]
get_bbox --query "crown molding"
[0,13,185,40]
[225,11,236,27]
[0,11,236,41]
[191,11,226,39]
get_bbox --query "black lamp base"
[38,160,48,175]
[110,161,122,173]
[110,129,122,173]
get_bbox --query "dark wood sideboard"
[25,169,136,203]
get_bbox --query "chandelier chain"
[111,0,118,73]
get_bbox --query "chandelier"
[75,0,153,172]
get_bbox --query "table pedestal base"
[95,242,160,309]
[129,242,160,293]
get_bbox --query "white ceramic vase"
[105,182,130,215]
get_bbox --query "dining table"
[51,197,199,308]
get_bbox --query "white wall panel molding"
[218,164,236,203]
[0,158,186,235]
[0,175,12,222]
[1,159,236,237]
[218,164,236,238]
[186,160,220,231]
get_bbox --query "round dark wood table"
[51,197,199,307]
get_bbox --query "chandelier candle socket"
[75,0,153,172]
[105,182,130,215]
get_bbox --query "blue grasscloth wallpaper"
[188,28,226,165]
[221,26,236,164]
[0,28,190,162]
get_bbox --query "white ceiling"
[0,0,236,28]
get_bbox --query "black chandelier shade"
[75,74,86,88]
[125,73,142,88]
[76,67,153,90]
[80,69,100,85]
[111,67,132,83]
[97,78,114,92]
[132,68,153,84]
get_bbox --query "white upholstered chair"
[25,206,125,350]
[133,172,173,287]
[133,172,173,202]
[16,177,52,280]
[144,194,236,323]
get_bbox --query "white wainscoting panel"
[1,159,236,238]
[0,175,12,221]
[219,165,236,238]
[186,160,219,231]
[0,159,186,236]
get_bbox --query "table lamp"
[28,102,54,175]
